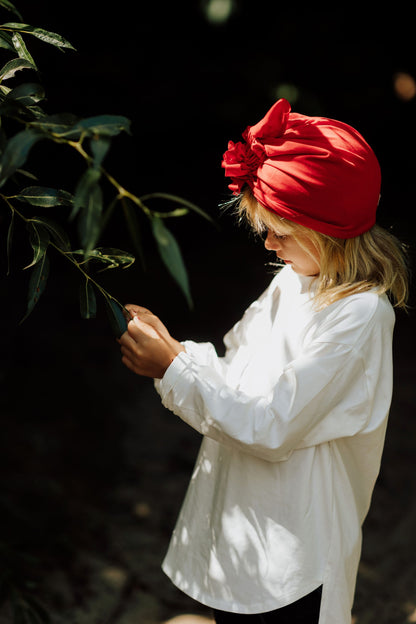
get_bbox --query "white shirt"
[154,265,395,624]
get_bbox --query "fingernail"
[133,315,140,325]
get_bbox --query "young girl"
[118,98,409,624]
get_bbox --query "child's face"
[264,229,320,276]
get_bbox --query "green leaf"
[28,216,71,251]
[78,183,103,252]
[0,93,39,121]
[71,167,101,220]
[73,247,135,270]
[6,81,44,104]
[14,168,38,181]
[79,279,96,319]
[103,297,128,338]
[38,115,130,141]
[140,192,217,227]
[75,114,131,137]
[90,135,111,167]
[0,0,23,20]
[11,31,36,67]
[20,252,49,322]
[1,23,75,50]
[122,198,145,270]
[100,248,135,269]
[16,186,73,207]
[25,221,50,268]
[0,57,35,81]
[151,215,193,308]
[152,207,189,218]
[95,247,135,269]
[0,30,13,50]
[29,113,79,137]
[0,128,43,187]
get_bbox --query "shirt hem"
[162,561,323,615]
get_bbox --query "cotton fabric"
[221,99,381,238]
[155,266,395,624]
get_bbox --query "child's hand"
[117,305,185,379]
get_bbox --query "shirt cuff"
[158,350,193,401]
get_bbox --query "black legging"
[213,585,322,623]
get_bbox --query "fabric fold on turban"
[221,99,381,238]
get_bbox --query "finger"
[125,304,153,317]
[118,329,139,347]
[124,304,167,335]
[121,354,141,375]
[119,343,135,358]
[133,310,171,341]
[127,316,160,340]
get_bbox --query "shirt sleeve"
[153,339,228,396]
[156,340,369,462]
[155,295,393,463]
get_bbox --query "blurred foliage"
[0,0,213,339]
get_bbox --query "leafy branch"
[0,1,217,621]
[0,0,214,338]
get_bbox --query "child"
[118,98,409,624]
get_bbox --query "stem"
[52,242,128,313]
[67,139,151,216]
[2,195,26,221]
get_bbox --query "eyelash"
[262,229,288,241]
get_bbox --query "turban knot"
[222,98,291,194]
[222,140,264,194]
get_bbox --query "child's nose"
[264,230,280,252]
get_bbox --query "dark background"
[1,2,415,623]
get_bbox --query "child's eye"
[263,228,288,241]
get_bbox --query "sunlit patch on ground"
[163,615,215,624]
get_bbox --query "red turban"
[221,99,381,238]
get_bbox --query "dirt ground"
[0,233,415,624]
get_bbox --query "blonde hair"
[230,188,410,310]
